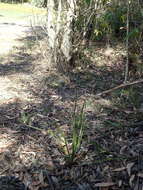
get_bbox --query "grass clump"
[51,102,86,165]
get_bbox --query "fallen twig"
[96,79,143,97]
[24,124,48,135]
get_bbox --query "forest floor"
[0,3,143,190]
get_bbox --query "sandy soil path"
[0,17,37,105]
[0,19,31,54]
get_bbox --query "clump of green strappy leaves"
[50,102,86,165]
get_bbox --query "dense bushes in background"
[76,1,143,43]
[73,1,127,43]
[31,0,47,7]
[85,3,127,41]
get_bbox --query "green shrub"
[92,5,127,41]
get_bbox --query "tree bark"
[47,0,77,72]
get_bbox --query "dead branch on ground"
[96,79,143,97]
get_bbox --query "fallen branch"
[96,79,143,97]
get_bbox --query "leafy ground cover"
[0,5,143,190]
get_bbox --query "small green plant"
[20,111,31,125]
[67,102,86,163]
[51,102,86,165]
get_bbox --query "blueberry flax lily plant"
[51,102,86,165]
[66,101,86,164]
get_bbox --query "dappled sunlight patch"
[0,128,18,174]
[104,47,114,58]
[0,132,16,153]
[0,75,35,105]
[96,98,112,106]
[14,134,55,170]
[17,145,37,167]
[83,42,125,68]
[83,97,112,117]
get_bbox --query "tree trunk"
[47,0,77,71]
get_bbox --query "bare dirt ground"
[0,16,39,105]
[0,21,29,54]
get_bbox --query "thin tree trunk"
[47,0,77,71]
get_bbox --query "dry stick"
[24,124,48,135]
[124,0,130,83]
[96,79,143,97]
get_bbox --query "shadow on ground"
[0,58,33,75]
